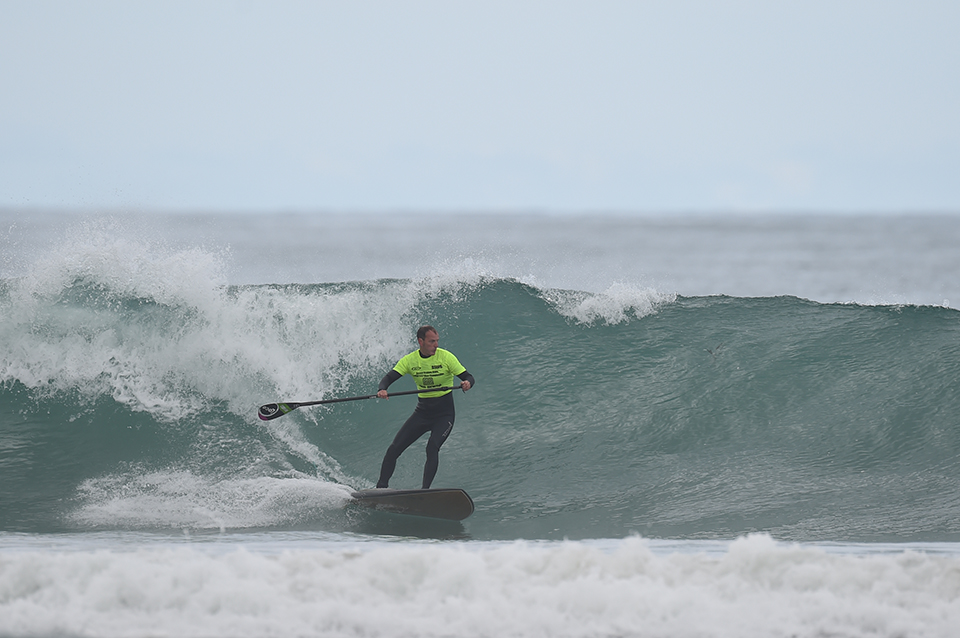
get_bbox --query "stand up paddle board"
[350,488,474,521]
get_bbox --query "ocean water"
[2,210,960,637]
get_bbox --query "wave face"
[2,235,960,541]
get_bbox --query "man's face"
[418,330,439,357]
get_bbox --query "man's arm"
[377,370,403,398]
[378,370,402,391]
[458,370,475,391]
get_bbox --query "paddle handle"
[306,385,459,406]
[258,385,462,420]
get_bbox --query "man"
[375,325,475,489]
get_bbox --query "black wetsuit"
[376,368,476,489]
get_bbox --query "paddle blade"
[258,402,295,421]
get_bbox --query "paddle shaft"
[258,385,462,420]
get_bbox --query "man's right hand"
[377,389,388,399]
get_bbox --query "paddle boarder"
[375,325,475,489]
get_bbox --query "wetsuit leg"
[422,417,454,489]
[376,412,430,488]
[377,394,456,489]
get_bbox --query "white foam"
[0,219,474,422]
[69,471,354,531]
[539,281,676,325]
[1,534,957,638]
[1,219,234,420]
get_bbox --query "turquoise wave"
[2,277,960,540]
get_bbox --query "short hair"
[417,325,437,341]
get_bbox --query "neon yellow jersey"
[393,348,467,398]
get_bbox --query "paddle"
[258,385,462,421]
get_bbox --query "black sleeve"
[378,369,402,392]
[457,370,475,387]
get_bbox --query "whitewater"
[2,210,960,638]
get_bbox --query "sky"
[2,1,958,214]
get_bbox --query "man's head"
[417,325,439,357]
